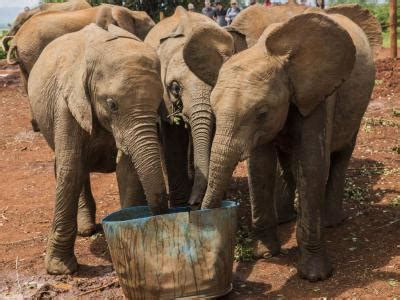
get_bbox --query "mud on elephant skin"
[28,24,167,275]
[145,6,234,207]
[201,12,376,281]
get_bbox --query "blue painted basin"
[102,201,238,299]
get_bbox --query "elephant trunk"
[123,112,168,214]
[201,121,241,209]
[188,102,214,205]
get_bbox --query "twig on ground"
[77,279,119,296]
[0,236,43,246]
[377,218,400,229]
[15,256,22,294]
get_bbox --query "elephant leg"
[293,102,332,282]
[46,152,85,275]
[19,64,39,132]
[324,137,356,227]
[274,150,297,224]
[116,152,146,208]
[77,176,97,236]
[247,142,281,259]
[160,121,191,207]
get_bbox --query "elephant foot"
[77,222,97,237]
[31,119,40,132]
[45,253,78,275]
[324,209,346,228]
[77,213,96,237]
[253,235,281,259]
[278,209,297,224]
[297,253,332,282]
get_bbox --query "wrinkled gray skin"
[28,24,167,275]
[201,13,375,281]
[145,6,233,206]
[226,2,382,225]
[5,0,91,38]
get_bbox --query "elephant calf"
[28,24,167,275]
[201,12,375,281]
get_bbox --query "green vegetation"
[0,31,7,60]
[344,178,365,202]
[234,226,254,262]
[331,0,399,48]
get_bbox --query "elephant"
[144,6,234,206]
[2,0,91,42]
[28,23,167,274]
[227,2,381,54]
[200,12,376,282]
[5,4,154,133]
[224,2,382,224]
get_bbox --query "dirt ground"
[0,51,399,299]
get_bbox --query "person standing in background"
[264,0,272,7]
[225,0,240,25]
[215,1,227,26]
[188,3,195,11]
[202,0,216,19]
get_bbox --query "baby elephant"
[28,24,167,275]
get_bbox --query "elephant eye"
[169,80,182,98]
[106,98,118,112]
[256,111,267,122]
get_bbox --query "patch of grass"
[391,196,400,207]
[393,108,400,117]
[344,178,364,202]
[392,146,400,154]
[363,117,400,128]
[234,226,254,262]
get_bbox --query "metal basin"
[102,201,238,299]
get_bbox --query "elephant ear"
[325,4,382,54]
[107,24,141,41]
[111,6,137,35]
[226,27,248,53]
[182,20,234,86]
[96,5,136,35]
[265,13,356,116]
[63,58,92,134]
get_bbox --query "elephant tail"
[1,35,13,53]
[6,42,19,65]
[326,4,382,54]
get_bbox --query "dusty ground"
[0,52,399,298]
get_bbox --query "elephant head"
[95,5,155,41]
[62,24,166,213]
[201,13,356,208]
[145,7,234,205]
[227,0,307,52]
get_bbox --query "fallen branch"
[77,279,119,296]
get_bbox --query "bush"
[0,31,6,60]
